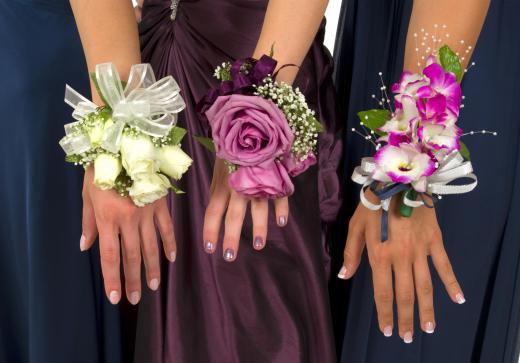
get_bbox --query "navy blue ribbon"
[370,182,411,242]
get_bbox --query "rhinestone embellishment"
[170,0,180,20]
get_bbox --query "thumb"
[338,220,366,279]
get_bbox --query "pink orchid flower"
[417,62,462,116]
[392,71,429,105]
[418,123,462,152]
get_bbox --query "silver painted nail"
[204,241,214,253]
[224,248,235,261]
[253,236,264,250]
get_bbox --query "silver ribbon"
[60,63,185,155]
[352,151,478,211]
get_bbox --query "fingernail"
[337,266,348,279]
[456,292,466,304]
[253,236,264,250]
[223,248,235,262]
[170,251,176,262]
[403,331,413,344]
[149,278,159,291]
[204,241,214,253]
[108,290,120,305]
[424,321,435,334]
[129,291,140,305]
[80,235,86,251]
[383,326,393,337]
[278,216,287,226]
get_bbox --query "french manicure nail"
[383,326,393,337]
[403,331,413,344]
[337,266,348,279]
[224,248,235,262]
[456,292,466,304]
[149,278,159,291]
[424,322,435,334]
[108,290,120,305]
[278,216,287,226]
[253,236,264,250]
[170,251,176,262]
[204,241,214,253]
[80,235,86,251]
[129,291,140,305]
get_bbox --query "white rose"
[88,118,113,147]
[157,145,193,180]
[120,133,158,178]
[129,173,171,207]
[93,153,122,190]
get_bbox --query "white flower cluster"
[213,62,232,81]
[254,77,322,160]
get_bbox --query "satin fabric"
[333,0,520,362]
[0,1,126,362]
[134,1,343,362]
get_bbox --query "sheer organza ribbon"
[60,63,185,155]
[351,151,478,241]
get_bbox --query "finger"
[141,210,161,292]
[338,218,366,279]
[394,261,415,343]
[414,255,435,334]
[274,197,289,227]
[81,190,98,251]
[155,198,176,262]
[222,191,247,262]
[120,223,142,305]
[430,237,465,304]
[251,198,268,250]
[203,185,230,254]
[97,222,121,305]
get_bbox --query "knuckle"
[160,221,174,237]
[101,246,119,264]
[206,203,223,218]
[343,249,358,264]
[375,291,393,304]
[398,291,414,305]
[421,306,435,317]
[125,248,141,264]
[446,278,459,290]
[418,283,433,296]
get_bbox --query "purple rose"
[205,94,294,166]
[228,160,295,198]
[281,152,317,177]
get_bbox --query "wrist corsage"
[196,54,323,198]
[59,63,192,206]
[351,31,496,240]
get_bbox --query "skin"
[340,0,491,343]
[202,0,329,260]
[70,0,175,306]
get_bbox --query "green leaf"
[357,109,391,136]
[170,183,186,195]
[459,141,471,160]
[269,43,276,58]
[168,126,187,145]
[194,136,216,153]
[89,72,110,108]
[309,116,325,133]
[439,45,463,82]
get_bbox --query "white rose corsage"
[59,63,192,207]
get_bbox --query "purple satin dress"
[135,1,342,362]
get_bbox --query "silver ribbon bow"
[60,63,185,155]
[352,151,478,211]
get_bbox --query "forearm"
[253,0,329,84]
[70,0,141,104]
[404,0,490,71]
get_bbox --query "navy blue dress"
[0,1,125,362]
[332,0,520,362]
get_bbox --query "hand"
[203,158,289,261]
[80,167,176,305]
[339,190,465,343]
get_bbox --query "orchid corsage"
[196,54,323,198]
[59,63,192,207]
[352,43,496,240]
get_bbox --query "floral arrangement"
[197,54,323,198]
[351,40,495,240]
[59,63,192,206]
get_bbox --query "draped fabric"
[0,1,125,362]
[134,1,343,362]
[333,0,520,362]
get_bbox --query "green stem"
[400,189,418,218]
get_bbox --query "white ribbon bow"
[60,63,185,155]
[352,151,478,211]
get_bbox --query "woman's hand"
[203,158,289,261]
[339,190,465,343]
[80,167,176,305]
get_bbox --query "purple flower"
[228,160,295,198]
[392,71,429,104]
[281,152,317,177]
[205,94,294,166]
[418,123,462,152]
[417,62,462,116]
[417,94,454,123]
